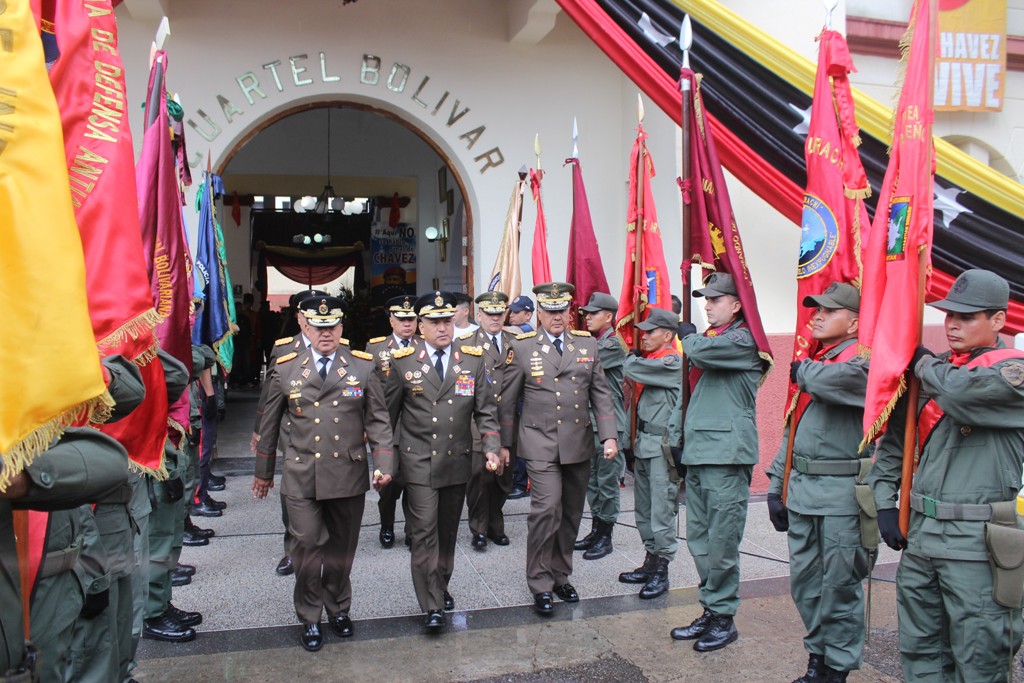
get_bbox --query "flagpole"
[679,16,693,446]
[630,94,646,453]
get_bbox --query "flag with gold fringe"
[860,0,936,446]
[47,0,168,475]
[0,0,107,489]
[487,173,526,301]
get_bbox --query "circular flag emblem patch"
[798,193,840,279]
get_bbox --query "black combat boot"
[638,556,669,599]
[618,551,656,583]
[573,518,598,551]
[792,653,826,682]
[693,614,738,652]
[670,608,713,640]
[583,520,613,560]
[821,666,848,683]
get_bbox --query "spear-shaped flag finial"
[572,117,579,159]
[637,93,645,123]
[534,133,542,172]
[680,14,692,70]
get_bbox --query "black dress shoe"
[379,526,395,548]
[301,623,323,652]
[671,609,714,640]
[553,583,579,603]
[487,533,510,546]
[167,603,202,627]
[175,563,196,577]
[507,487,529,500]
[693,615,738,652]
[143,613,196,642]
[208,473,226,487]
[275,556,294,576]
[443,592,455,612]
[328,614,353,638]
[181,530,209,546]
[533,592,554,615]
[203,496,227,510]
[424,610,445,631]
[471,532,487,550]
[206,481,225,492]
[170,569,191,587]
[191,500,222,518]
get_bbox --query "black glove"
[80,588,110,619]
[622,447,635,473]
[668,446,686,480]
[166,477,185,503]
[910,345,934,371]
[766,492,789,532]
[203,394,218,419]
[677,322,697,338]
[790,360,804,384]
[877,508,908,551]
[627,349,643,358]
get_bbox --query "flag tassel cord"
[95,309,163,357]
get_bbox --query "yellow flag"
[0,0,107,489]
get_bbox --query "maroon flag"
[785,29,871,414]
[565,157,610,324]
[137,51,193,439]
[682,69,773,371]
[860,0,936,445]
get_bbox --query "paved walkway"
[136,389,909,682]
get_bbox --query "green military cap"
[475,290,509,315]
[931,269,1009,313]
[635,308,679,331]
[299,296,344,327]
[580,292,618,313]
[692,271,737,298]
[532,282,575,311]
[385,294,418,319]
[415,290,458,319]
[803,281,860,312]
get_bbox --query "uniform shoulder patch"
[461,345,483,356]
[1000,361,1024,387]
[368,336,386,344]
[662,354,682,367]
[391,346,416,359]
[339,337,350,346]
[516,330,537,340]
[351,350,373,361]
[505,348,515,365]
[569,329,591,337]
[277,352,298,364]
[274,336,294,347]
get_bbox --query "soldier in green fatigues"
[573,293,628,561]
[1,428,131,683]
[365,294,420,549]
[617,309,682,599]
[765,283,870,683]
[869,269,1024,682]
[670,272,765,652]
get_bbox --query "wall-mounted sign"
[935,0,1006,111]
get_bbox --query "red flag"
[565,157,610,324]
[137,51,194,441]
[785,29,872,414]
[47,0,167,475]
[682,70,773,370]
[530,168,553,285]
[860,0,936,444]
[615,122,672,347]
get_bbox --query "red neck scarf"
[688,320,748,392]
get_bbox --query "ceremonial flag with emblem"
[565,156,610,325]
[615,121,672,347]
[192,171,237,371]
[682,69,773,370]
[487,173,526,302]
[860,0,936,444]
[137,51,194,438]
[0,0,107,486]
[47,0,168,475]
[785,28,871,414]
[530,167,553,285]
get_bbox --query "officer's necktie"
[318,356,329,379]
[491,335,500,354]
[553,338,563,356]
[401,339,410,348]
[434,349,445,381]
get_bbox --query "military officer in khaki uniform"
[365,294,421,549]
[385,291,501,632]
[464,291,516,550]
[251,288,327,577]
[499,282,619,615]
[253,296,394,652]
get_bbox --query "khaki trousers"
[523,459,590,594]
